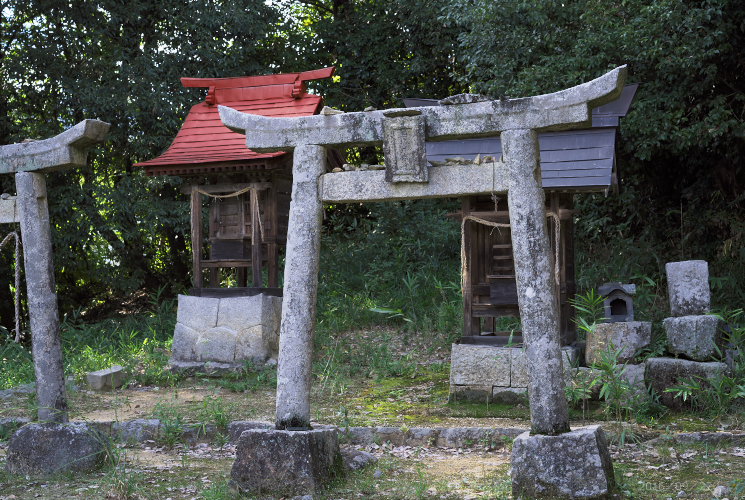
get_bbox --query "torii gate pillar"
[0,120,110,423]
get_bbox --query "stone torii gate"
[221,67,626,498]
[0,119,109,423]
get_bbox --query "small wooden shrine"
[137,68,334,297]
[405,84,637,346]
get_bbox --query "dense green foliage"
[0,0,742,338]
[0,0,285,319]
[446,0,745,308]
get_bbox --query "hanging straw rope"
[0,231,22,342]
[460,211,562,295]
[205,186,266,242]
[250,191,265,243]
[196,186,253,199]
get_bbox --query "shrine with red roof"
[136,67,335,297]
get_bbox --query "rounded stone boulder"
[6,422,110,476]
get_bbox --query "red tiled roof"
[136,68,334,174]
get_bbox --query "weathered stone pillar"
[15,172,67,423]
[503,129,569,436]
[275,144,326,430]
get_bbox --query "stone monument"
[1,120,112,475]
[220,66,627,498]
[645,260,728,410]
[662,260,724,361]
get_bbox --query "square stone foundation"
[230,428,343,497]
[511,425,615,499]
[6,423,110,476]
[449,344,578,403]
[169,294,282,371]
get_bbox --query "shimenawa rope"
[0,231,21,342]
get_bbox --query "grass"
[0,290,179,391]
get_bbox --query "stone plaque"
[382,112,428,183]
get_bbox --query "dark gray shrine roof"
[404,84,637,193]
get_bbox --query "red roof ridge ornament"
[206,86,216,106]
[180,67,334,91]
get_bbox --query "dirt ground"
[1,433,744,499]
[1,326,744,498]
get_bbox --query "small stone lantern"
[598,282,636,322]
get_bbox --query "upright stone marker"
[666,260,710,316]
[0,119,109,423]
[221,66,627,498]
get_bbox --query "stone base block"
[645,357,728,409]
[492,387,528,404]
[230,428,343,497]
[450,344,579,402]
[6,423,110,476]
[663,315,724,361]
[586,321,651,365]
[449,384,492,403]
[86,365,124,391]
[450,344,510,387]
[511,425,615,499]
[171,293,282,366]
[167,359,273,376]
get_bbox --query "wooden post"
[267,242,278,287]
[561,194,576,345]
[251,189,263,287]
[190,185,203,289]
[267,185,279,288]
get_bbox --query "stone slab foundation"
[645,357,728,410]
[511,425,615,499]
[169,294,282,371]
[230,428,343,497]
[449,344,578,403]
[6,423,110,476]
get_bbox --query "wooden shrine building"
[137,68,335,297]
[405,84,637,347]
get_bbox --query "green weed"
[197,395,235,433]
[569,288,606,340]
[152,397,184,447]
